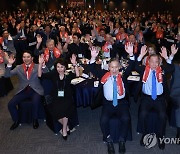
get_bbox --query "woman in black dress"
[38,54,79,140]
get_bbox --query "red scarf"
[96,26,105,33]
[101,72,124,96]
[22,62,35,80]
[44,47,61,62]
[60,32,68,39]
[116,33,128,41]
[156,31,164,39]
[102,42,111,53]
[0,50,4,64]
[145,56,150,66]
[0,37,3,45]
[142,65,163,83]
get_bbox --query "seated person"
[38,54,79,140]
[87,44,135,154]
[35,38,62,71]
[63,33,92,61]
[4,50,44,130]
[135,45,176,150]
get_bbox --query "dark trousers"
[8,87,41,122]
[138,94,167,137]
[100,98,131,142]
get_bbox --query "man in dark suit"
[87,44,135,154]
[13,20,28,65]
[4,50,44,130]
[135,45,176,150]
[0,29,16,55]
[63,33,92,61]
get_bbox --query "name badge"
[94,81,99,87]
[78,54,83,58]
[58,90,64,97]
[3,46,7,50]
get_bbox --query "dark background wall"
[0,0,179,16]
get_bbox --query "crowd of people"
[0,6,180,154]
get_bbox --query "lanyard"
[57,76,66,90]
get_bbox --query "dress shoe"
[157,137,165,150]
[33,119,39,129]
[107,142,115,154]
[61,130,68,140]
[119,141,126,153]
[10,121,19,130]
[62,134,68,140]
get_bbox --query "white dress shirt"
[142,69,163,95]
[103,75,125,101]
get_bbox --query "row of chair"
[17,99,176,142]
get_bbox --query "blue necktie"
[113,76,118,107]
[152,70,157,100]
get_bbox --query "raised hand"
[140,45,147,58]
[70,54,77,65]
[38,54,45,66]
[56,41,62,51]
[160,46,168,60]
[90,46,99,59]
[8,55,15,65]
[125,42,134,56]
[171,44,178,55]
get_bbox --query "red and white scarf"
[101,72,124,96]
[102,42,111,53]
[0,37,4,45]
[156,31,164,39]
[142,65,163,83]
[59,32,68,39]
[22,62,35,80]
[44,47,61,62]
[116,32,128,41]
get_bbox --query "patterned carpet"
[0,77,179,154]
